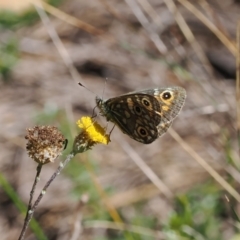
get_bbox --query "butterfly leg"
[91,105,98,118]
[109,124,116,137]
[63,139,68,150]
[101,122,114,142]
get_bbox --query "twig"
[18,164,43,240]
[18,153,75,240]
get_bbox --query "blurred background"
[0,0,239,239]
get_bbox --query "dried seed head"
[25,126,66,164]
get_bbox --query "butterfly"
[96,87,186,144]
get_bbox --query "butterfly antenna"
[78,82,101,118]
[78,82,96,95]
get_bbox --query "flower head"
[73,117,110,154]
[25,126,66,164]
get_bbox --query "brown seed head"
[25,126,66,164]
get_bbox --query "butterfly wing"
[104,93,162,143]
[97,86,186,144]
[142,87,186,137]
[138,86,186,123]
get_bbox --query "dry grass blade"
[69,201,84,240]
[137,0,160,24]
[34,0,104,36]
[124,0,167,54]
[168,128,240,202]
[177,0,237,56]
[237,21,240,156]
[108,184,159,208]
[33,1,84,85]
[81,155,124,224]
[83,220,165,239]
[98,0,124,21]
[198,0,228,35]
[121,142,173,199]
[226,166,240,185]
[162,0,214,77]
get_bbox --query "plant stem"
[18,164,43,240]
[18,153,75,240]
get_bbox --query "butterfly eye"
[162,92,172,100]
[134,106,142,114]
[137,127,147,136]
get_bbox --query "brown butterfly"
[96,87,186,144]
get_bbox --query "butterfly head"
[96,96,102,107]
[96,96,110,120]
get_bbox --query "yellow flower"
[77,117,110,144]
[73,117,110,154]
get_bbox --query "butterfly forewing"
[104,94,162,143]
